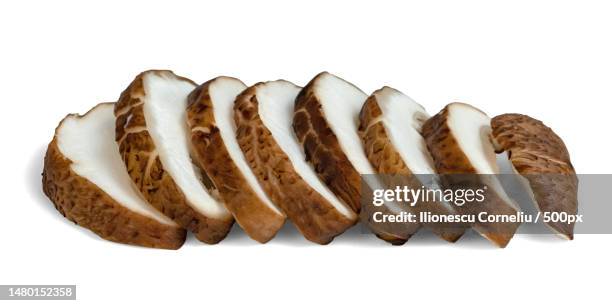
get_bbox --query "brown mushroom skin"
[293,72,362,213]
[43,109,186,250]
[422,106,477,174]
[186,78,285,243]
[491,114,578,239]
[115,70,233,244]
[357,94,421,244]
[422,104,521,248]
[359,94,465,243]
[234,83,356,245]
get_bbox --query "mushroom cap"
[492,113,577,239]
[359,87,466,243]
[422,103,521,247]
[115,70,233,244]
[186,76,285,243]
[43,103,186,249]
[293,72,369,213]
[234,80,356,244]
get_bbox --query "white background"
[1,0,611,305]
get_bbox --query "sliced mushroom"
[186,77,285,243]
[359,86,465,242]
[293,72,368,212]
[491,113,578,239]
[115,70,233,244]
[293,72,420,244]
[234,80,356,244]
[43,103,186,249]
[422,102,521,247]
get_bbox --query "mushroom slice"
[42,103,186,249]
[234,80,356,244]
[359,87,465,242]
[293,72,420,244]
[293,72,368,212]
[422,102,521,247]
[187,77,285,243]
[115,70,233,244]
[491,113,578,239]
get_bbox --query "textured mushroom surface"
[42,103,186,249]
[422,102,521,247]
[491,113,578,239]
[359,87,465,242]
[294,72,421,243]
[187,77,285,243]
[293,72,370,212]
[115,70,233,244]
[234,80,356,244]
